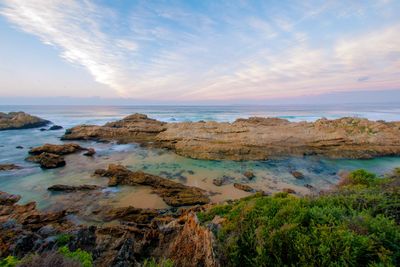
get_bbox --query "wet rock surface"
[47,184,102,192]
[0,112,50,131]
[94,164,210,207]
[233,183,255,192]
[26,152,66,169]
[48,125,63,131]
[29,143,85,155]
[0,163,22,171]
[63,114,400,160]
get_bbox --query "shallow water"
[1,105,400,211]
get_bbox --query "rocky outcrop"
[48,125,63,131]
[62,113,167,143]
[26,152,66,169]
[0,191,218,266]
[94,164,210,207]
[27,143,95,168]
[47,184,102,192]
[62,114,400,160]
[0,191,21,205]
[0,112,50,131]
[0,164,21,171]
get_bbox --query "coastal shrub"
[56,233,73,246]
[200,169,400,266]
[143,258,174,267]
[16,252,81,267]
[58,246,93,267]
[339,169,377,187]
[0,256,20,267]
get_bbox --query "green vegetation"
[0,256,20,267]
[55,233,73,246]
[143,258,174,267]
[58,246,93,267]
[199,169,400,266]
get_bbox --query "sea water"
[1,104,400,210]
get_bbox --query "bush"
[16,252,81,267]
[340,169,377,187]
[56,234,73,246]
[0,256,20,267]
[58,246,93,267]
[200,169,400,266]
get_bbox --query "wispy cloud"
[1,0,399,101]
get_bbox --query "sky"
[0,0,399,104]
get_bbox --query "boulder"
[0,112,50,131]
[26,153,66,169]
[83,148,96,157]
[282,188,296,194]
[243,171,255,180]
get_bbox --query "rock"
[83,148,96,157]
[0,191,21,205]
[40,128,47,131]
[26,152,66,169]
[0,112,50,131]
[94,164,210,207]
[283,188,296,194]
[291,171,304,179]
[212,175,234,186]
[212,178,224,186]
[0,163,22,171]
[48,125,63,130]
[63,114,400,160]
[233,183,254,192]
[304,184,315,190]
[243,171,255,180]
[47,184,102,192]
[29,143,84,155]
[16,145,24,149]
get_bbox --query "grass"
[198,169,400,267]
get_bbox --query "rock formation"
[26,152,66,169]
[94,164,210,207]
[47,184,102,192]
[62,114,400,160]
[0,112,49,131]
[0,164,21,171]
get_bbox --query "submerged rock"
[0,163,22,171]
[233,183,255,192]
[62,114,400,160]
[94,164,210,207]
[83,148,96,157]
[0,191,21,205]
[291,171,305,179]
[47,184,102,192]
[0,112,50,131]
[26,152,66,169]
[243,171,255,180]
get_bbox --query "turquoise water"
[1,105,400,210]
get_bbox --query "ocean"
[1,104,400,211]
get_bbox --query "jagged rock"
[48,125,63,131]
[47,184,102,192]
[95,164,210,207]
[26,152,66,169]
[233,183,254,192]
[62,114,400,160]
[29,143,84,155]
[243,171,255,180]
[0,112,50,131]
[83,148,96,157]
[291,171,304,179]
[0,191,21,205]
[0,163,22,171]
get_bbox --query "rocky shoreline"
[62,113,400,160]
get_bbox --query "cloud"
[0,0,399,101]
